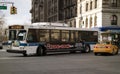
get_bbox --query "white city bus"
[6,22,98,56]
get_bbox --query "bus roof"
[32,22,69,27]
[28,22,97,31]
[8,22,98,32]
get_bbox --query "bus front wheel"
[37,46,45,56]
[23,53,27,57]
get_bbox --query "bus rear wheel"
[81,45,90,53]
[85,46,90,53]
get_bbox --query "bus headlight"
[7,45,11,49]
[20,47,25,50]
[13,40,20,47]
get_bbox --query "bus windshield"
[17,30,26,40]
[9,30,17,40]
[9,30,26,40]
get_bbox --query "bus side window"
[27,33,34,42]
[27,31,38,42]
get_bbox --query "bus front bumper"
[7,49,26,54]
